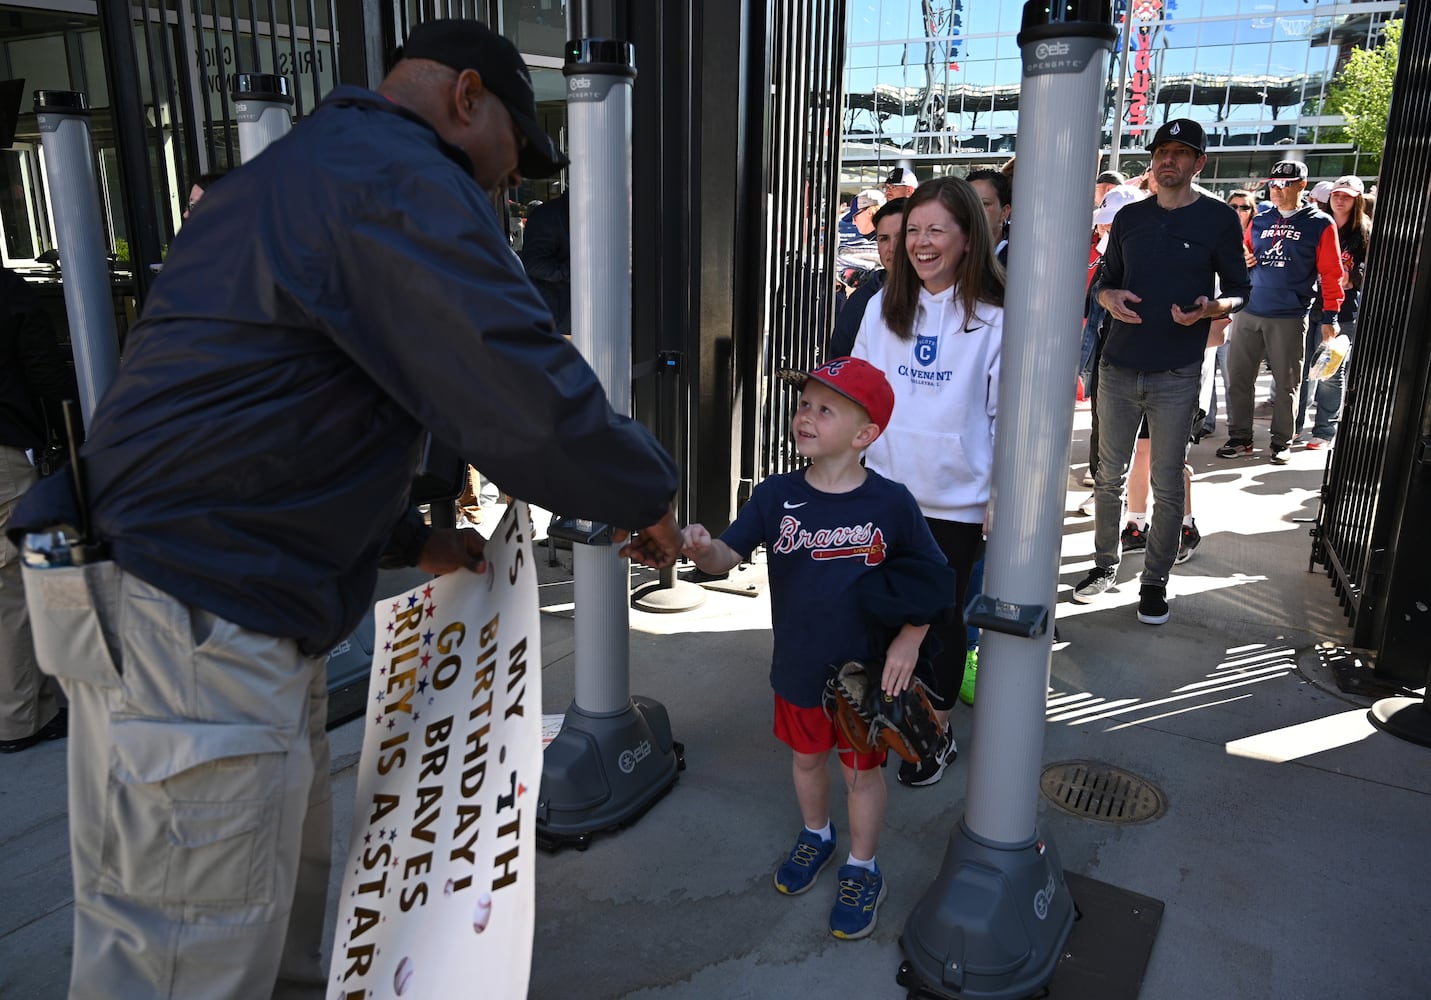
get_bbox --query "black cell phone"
[1178,302,1203,312]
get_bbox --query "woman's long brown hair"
[880,176,1006,340]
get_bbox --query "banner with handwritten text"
[328,503,540,1000]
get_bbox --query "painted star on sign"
[423,629,434,645]
[423,584,434,599]
[407,594,419,608]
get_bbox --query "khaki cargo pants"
[0,444,61,742]
[23,561,331,999]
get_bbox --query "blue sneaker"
[829,864,887,939]
[773,827,837,895]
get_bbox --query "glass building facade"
[842,0,1404,193]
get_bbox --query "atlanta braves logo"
[773,516,887,565]
[815,359,850,378]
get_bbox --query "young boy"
[682,357,947,940]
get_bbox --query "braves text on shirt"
[772,516,887,566]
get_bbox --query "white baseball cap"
[1093,185,1144,225]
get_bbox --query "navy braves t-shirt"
[721,467,942,707]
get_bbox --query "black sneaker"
[1176,521,1201,564]
[0,709,68,754]
[1072,566,1117,603]
[1216,440,1254,459]
[1269,447,1290,465]
[1136,584,1170,625]
[897,724,957,787]
[1119,521,1147,553]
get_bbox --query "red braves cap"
[777,356,895,431]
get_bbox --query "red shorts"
[773,694,886,771]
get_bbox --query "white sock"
[1183,515,1196,527]
[806,822,833,842]
[1129,511,1147,528]
[845,853,877,872]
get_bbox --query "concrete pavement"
[3,396,1428,999]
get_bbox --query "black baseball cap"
[1268,159,1308,183]
[398,19,568,179]
[1147,117,1206,155]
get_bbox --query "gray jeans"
[1093,360,1202,586]
[1226,310,1310,449]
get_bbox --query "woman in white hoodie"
[852,176,1004,788]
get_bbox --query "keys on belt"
[21,527,108,567]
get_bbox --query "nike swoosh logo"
[783,501,808,509]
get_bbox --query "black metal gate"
[99,0,345,302]
[750,0,847,480]
[1312,1,1431,685]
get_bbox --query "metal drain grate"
[1040,760,1167,824]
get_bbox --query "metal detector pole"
[898,4,1117,998]
[568,3,635,723]
[536,0,682,849]
[34,91,120,427]
[233,73,293,163]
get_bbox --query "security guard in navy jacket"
[9,20,680,998]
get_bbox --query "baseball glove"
[822,660,946,766]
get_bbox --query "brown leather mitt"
[822,660,945,766]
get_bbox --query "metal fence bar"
[303,0,323,104]
[327,0,342,90]
[284,0,305,115]
[187,0,220,167]
[136,0,176,239]
[1314,1,1431,681]
[168,0,205,181]
[247,0,262,68]
[755,0,847,480]
[266,0,282,85]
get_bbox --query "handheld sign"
[329,503,541,1000]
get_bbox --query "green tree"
[1327,18,1401,170]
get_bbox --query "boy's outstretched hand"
[681,523,714,559]
[681,523,741,576]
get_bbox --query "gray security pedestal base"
[899,821,1074,1000]
[536,695,684,851]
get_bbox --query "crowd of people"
[0,14,1378,987]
